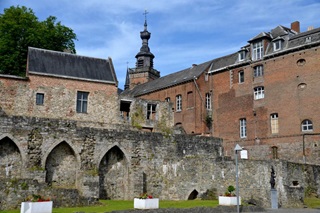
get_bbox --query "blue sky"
[1,0,320,89]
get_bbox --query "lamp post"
[234,144,243,213]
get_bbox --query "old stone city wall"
[1,111,320,210]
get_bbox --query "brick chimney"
[291,21,300,33]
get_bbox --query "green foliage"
[224,185,236,196]
[157,114,172,137]
[200,188,218,200]
[20,182,28,190]
[0,6,77,76]
[305,185,317,197]
[131,106,144,129]
[29,166,45,171]
[85,168,99,176]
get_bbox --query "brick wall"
[138,70,212,134]
[211,46,320,163]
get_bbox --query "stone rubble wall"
[0,112,319,210]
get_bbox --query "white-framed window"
[254,65,264,77]
[273,40,282,51]
[240,118,247,138]
[239,71,244,83]
[147,103,157,120]
[176,95,182,111]
[270,113,279,134]
[76,91,89,113]
[252,41,263,60]
[205,93,212,110]
[254,86,265,100]
[239,51,246,61]
[301,119,313,131]
[165,97,170,102]
[36,93,44,105]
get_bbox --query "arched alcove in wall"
[187,189,199,200]
[99,145,129,199]
[45,141,78,187]
[0,136,22,178]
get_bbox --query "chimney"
[307,26,314,31]
[291,21,300,33]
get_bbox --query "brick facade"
[139,70,212,134]
[214,46,320,162]
[125,22,320,164]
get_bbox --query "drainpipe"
[193,77,203,102]
[303,134,306,164]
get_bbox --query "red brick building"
[124,21,320,164]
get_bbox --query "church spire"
[124,62,130,90]
[135,10,154,69]
[127,10,160,90]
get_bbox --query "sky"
[1,0,320,89]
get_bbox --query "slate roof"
[248,32,271,42]
[27,47,118,85]
[209,52,240,72]
[121,60,212,97]
[124,24,320,96]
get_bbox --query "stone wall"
[1,112,320,210]
[0,74,119,124]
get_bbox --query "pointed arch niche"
[99,146,129,200]
[187,189,199,200]
[45,141,78,187]
[0,137,22,178]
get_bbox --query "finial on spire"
[143,9,148,22]
[143,9,148,29]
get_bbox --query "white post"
[234,144,242,213]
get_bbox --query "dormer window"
[239,50,246,61]
[306,36,312,43]
[252,41,263,61]
[273,40,282,51]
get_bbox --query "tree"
[0,6,77,76]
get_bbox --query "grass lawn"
[2,197,319,213]
[0,200,219,213]
[304,196,320,209]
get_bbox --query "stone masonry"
[1,110,320,210]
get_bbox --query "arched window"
[301,119,313,131]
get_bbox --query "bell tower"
[127,10,160,90]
